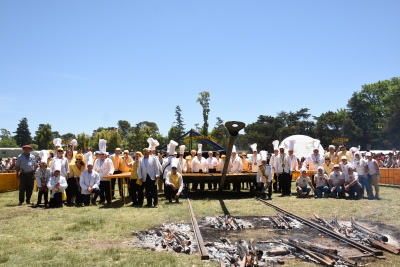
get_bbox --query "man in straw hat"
[129,151,144,207]
[16,144,38,205]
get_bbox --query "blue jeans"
[345,183,362,199]
[330,186,343,198]
[316,186,329,198]
[297,186,311,196]
[358,175,370,197]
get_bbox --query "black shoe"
[145,204,152,207]
[175,199,179,203]
[18,202,23,206]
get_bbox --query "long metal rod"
[187,198,209,260]
[219,121,245,190]
[255,197,383,257]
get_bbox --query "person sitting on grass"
[165,163,183,203]
[296,168,315,198]
[47,161,68,208]
[314,166,330,198]
[343,165,362,200]
[329,164,345,198]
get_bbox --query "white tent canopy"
[280,135,325,159]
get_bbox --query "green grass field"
[0,186,400,267]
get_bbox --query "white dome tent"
[280,135,325,159]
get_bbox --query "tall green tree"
[174,105,185,137]
[276,108,316,138]
[314,110,362,149]
[196,91,210,136]
[347,78,398,149]
[240,115,284,151]
[210,117,229,149]
[76,133,91,151]
[61,133,76,144]
[117,120,131,141]
[1,129,12,140]
[0,137,18,147]
[14,117,32,146]
[35,124,53,150]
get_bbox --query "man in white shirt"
[80,160,101,206]
[206,151,218,190]
[191,149,207,191]
[138,148,160,207]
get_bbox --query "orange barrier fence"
[0,173,20,192]
[379,168,400,185]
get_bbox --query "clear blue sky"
[1,1,399,138]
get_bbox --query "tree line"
[1,77,399,153]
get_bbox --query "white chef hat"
[147,138,154,150]
[53,161,62,172]
[250,143,257,152]
[99,139,107,154]
[288,139,296,151]
[70,139,77,147]
[171,158,178,169]
[168,140,178,155]
[232,145,237,154]
[349,147,359,154]
[39,150,50,164]
[147,138,159,151]
[84,151,93,166]
[179,145,185,155]
[279,143,285,149]
[197,144,202,154]
[260,150,267,161]
[313,139,320,151]
[53,138,62,147]
[272,140,279,151]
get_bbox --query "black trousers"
[272,173,279,192]
[280,172,291,195]
[165,184,182,201]
[129,179,144,206]
[111,170,122,197]
[66,177,78,203]
[37,189,49,205]
[19,172,34,203]
[99,180,111,204]
[49,192,63,208]
[82,188,100,206]
[144,176,158,206]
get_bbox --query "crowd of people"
[13,137,385,208]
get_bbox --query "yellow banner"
[183,135,217,143]
[332,138,349,143]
